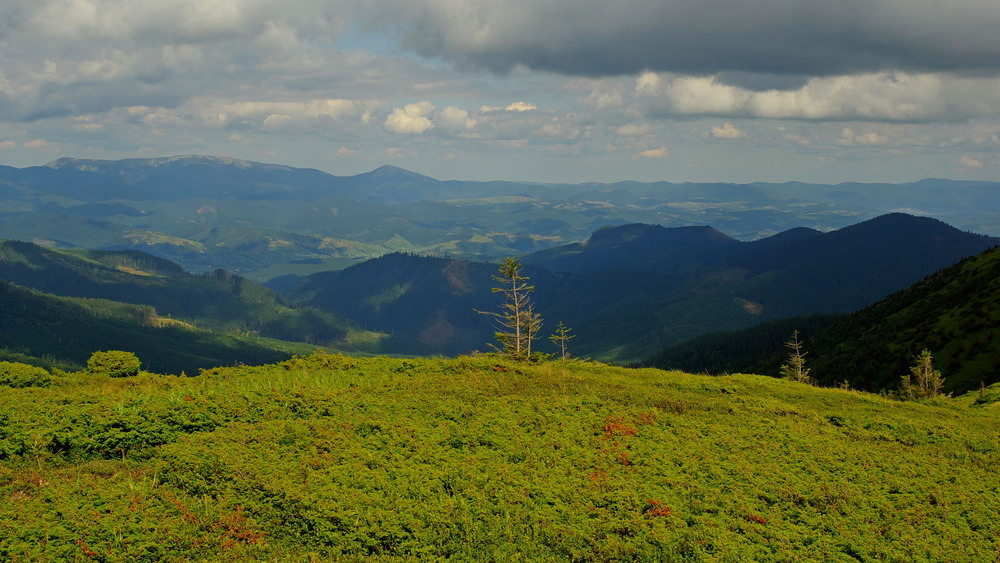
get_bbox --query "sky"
[1,0,1000,184]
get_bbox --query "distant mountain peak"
[586,223,731,247]
[843,212,950,233]
[362,165,437,182]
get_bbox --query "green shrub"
[87,350,142,378]
[0,411,30,459]
[0,361,51,388]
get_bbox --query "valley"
[3,156,999,278]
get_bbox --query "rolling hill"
[0,239,360,347]
[0,280,320,374]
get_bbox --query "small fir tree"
[899,349,945,399]
[477,258,542,361]
[779,330,811,384]
[549,321,575,361]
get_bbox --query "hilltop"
[0,353,996,561]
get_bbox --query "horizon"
[0,1,998,185]
[9,153,999,187]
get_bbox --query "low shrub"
[87,350,142,378]
[0,361,51,388]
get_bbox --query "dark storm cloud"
[371,0,1000,79]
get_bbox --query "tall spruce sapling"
[779,330,812,384]
[477,258,542,361]
[549,321,575,361]
[899,349,946,399]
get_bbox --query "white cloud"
[837,128,888,146]
[537,117,581,139]
[711,122,746,139]
[506,101,537,112]
[638,146,669,158]
[616,124,652,136]
[959,156,984,168]
[435,105,477,134]
[480,101,538,112]
[24,139,55,149]
[385,101,435,134]
[579,79,625,110]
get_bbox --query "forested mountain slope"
[805,244,1000,392]
[0,240,357,347]
[646,244,1000,394]
[0,280,318,373]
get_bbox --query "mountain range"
[2,155,999,278]
[285,213,998,363]
[2,155,999,387]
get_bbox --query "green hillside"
[0,353,997,561]
[646,244,1000,394]
[0,239,363,348]
[0,280,326,374]
[806,244,1000,393]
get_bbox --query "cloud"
[711,123,746,139]
[24,139,54,149]
[638,147,669,158]
[579,79,626,110]
[385,101,435,134]
[366,0,1000,79]
[435,106,477,135]
[635,72,1000,122]
[837,128,888,146]
[0,0,996,183]
[958,156,984,168]
[200,99,369,128]
[616,124,652,137]
[0,0,459,124]
[481,101,538,113]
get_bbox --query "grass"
[1,353,997,561]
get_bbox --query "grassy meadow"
[1,353,998,561]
